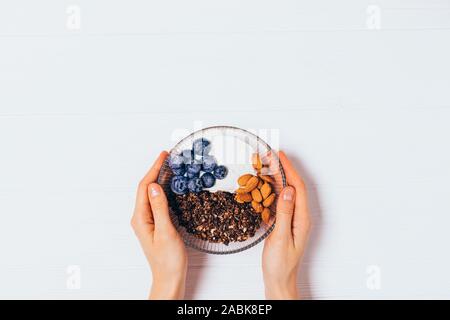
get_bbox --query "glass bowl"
[157,126,286,254]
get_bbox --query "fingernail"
[283,186,294,201]
[150,184,160,198]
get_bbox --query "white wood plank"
[1,29,449,115]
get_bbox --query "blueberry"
[186,162,202,176]
[172,166,186,176]
[193,138,211,156]
[201,155,217,172]
[186,171,200,179]
[201,172,216,188]
[181,149,194,164]
[168,154,185,170]
[171,176,188,195]
[187,177,203,193]
[213,165,228,180]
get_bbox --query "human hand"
[131,151,188,300]
[262,151,311,299]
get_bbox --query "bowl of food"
[157,126,286,254]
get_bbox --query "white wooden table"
[1,0,450,299]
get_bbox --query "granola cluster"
[169,191,261,245]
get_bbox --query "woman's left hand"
[131,151,187,300]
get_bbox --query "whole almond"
[252,153,262,170]
[238,174,253,187]
[260,183,272,199]
[251,200,263,213]
[257,178,264,189]
[235,188,248,194]
[262,208,271,223]
[235,194,244,203]
[251,188,263,202]
[262,193,276,207]
[243,176,259,192]
[259,175,274,184]
[240,193,253,202]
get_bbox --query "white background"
[1,0,450,299]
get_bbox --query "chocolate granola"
[169,191,261,245]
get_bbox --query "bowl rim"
[160,125,286,255]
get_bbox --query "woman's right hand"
[262,151,311,299]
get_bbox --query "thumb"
[273,186,296,237]
[148,183,174,231]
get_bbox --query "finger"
[261,151,280,177]
[148,183,174,232]
[278,151,311,246]
[132,151,168,231]
[135,151,169,211]
[259,151,284,196]
[273,186,296,238]
[278,151,305,189]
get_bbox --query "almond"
[235,194,244,203]
[242,176,259,192]
[259,174,274,184]
[238,174,253,187]
[235,188,248,194]
[252,153,262,170]
[262,208,271,223]
[257,178,264,189]
[260,183,272,199]
[251,188,263,202]
[251,200,263,213]
[262,193,275,207]
[240,192,253,202]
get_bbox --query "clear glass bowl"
[157,126,286,254]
